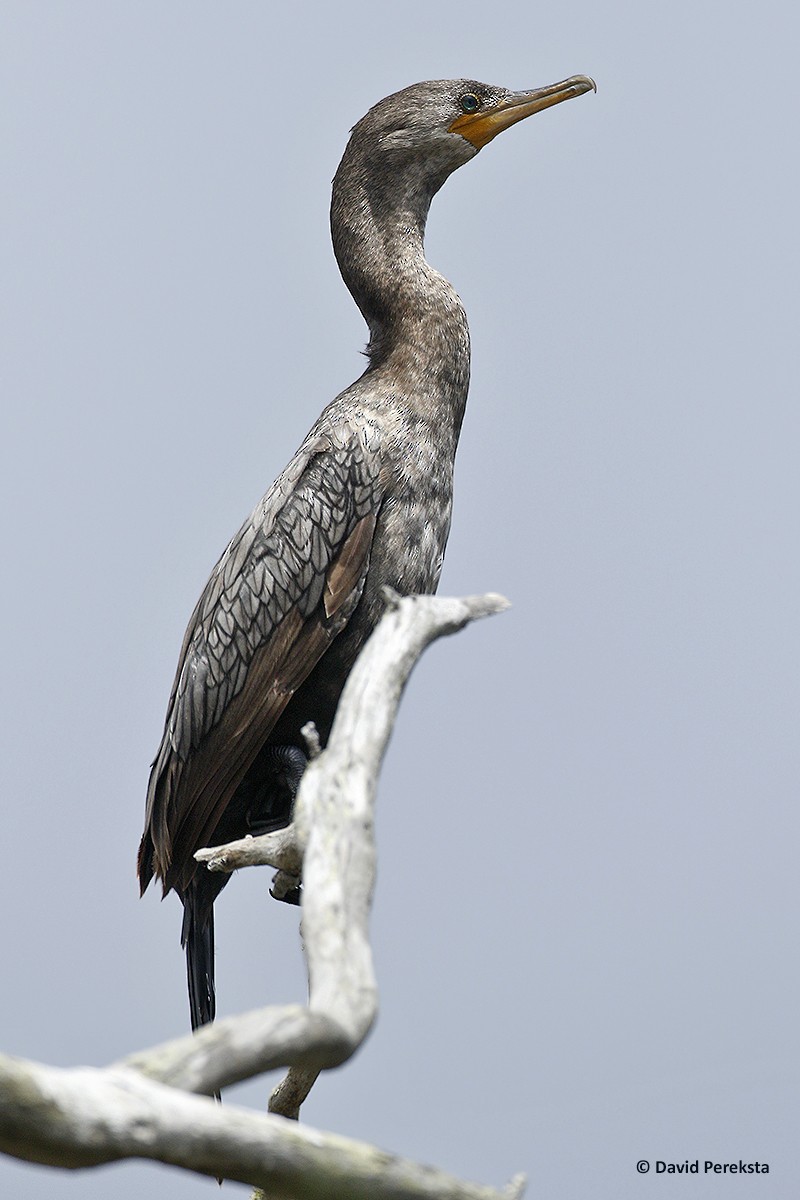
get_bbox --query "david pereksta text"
[655,1160,769,1174]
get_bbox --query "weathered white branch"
[125,592,510,1100]
[0,593,519,1198]
[194,823,303,876]
[267,1064,321,1119]
[297,591,510,1044]
[0,1054,526,1198]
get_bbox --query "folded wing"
[138,422,384,897]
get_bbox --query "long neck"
[330,147,471,434]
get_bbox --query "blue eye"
[459,93,481,114]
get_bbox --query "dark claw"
[277,884,303,907]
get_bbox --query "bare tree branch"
[267,1064,321,1119]
[0,1053,526,1198]
[0,593,519,1198]
[126,592,510,1101]
[194,824,304,876]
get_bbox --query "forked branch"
[0,593,522,1199]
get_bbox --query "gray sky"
[2,2,798,1197]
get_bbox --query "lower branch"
[0,1054,525,1200]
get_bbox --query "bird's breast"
[367,447,455,602]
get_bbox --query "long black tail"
[181,883,216,1031]
[178,743,308,1033]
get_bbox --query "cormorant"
[138,75,595,1031]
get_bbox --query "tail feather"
[181,887,216,1031]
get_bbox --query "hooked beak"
[449,75,596,149]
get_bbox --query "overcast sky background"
[2,2,798,1197]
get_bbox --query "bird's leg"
[244,744,308,834]
[245,744,308,906]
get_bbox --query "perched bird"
[138,75,595,1031]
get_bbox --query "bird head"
[348,75,596,185]
[331,75,595,335]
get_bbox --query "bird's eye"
[459,93,481,114]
